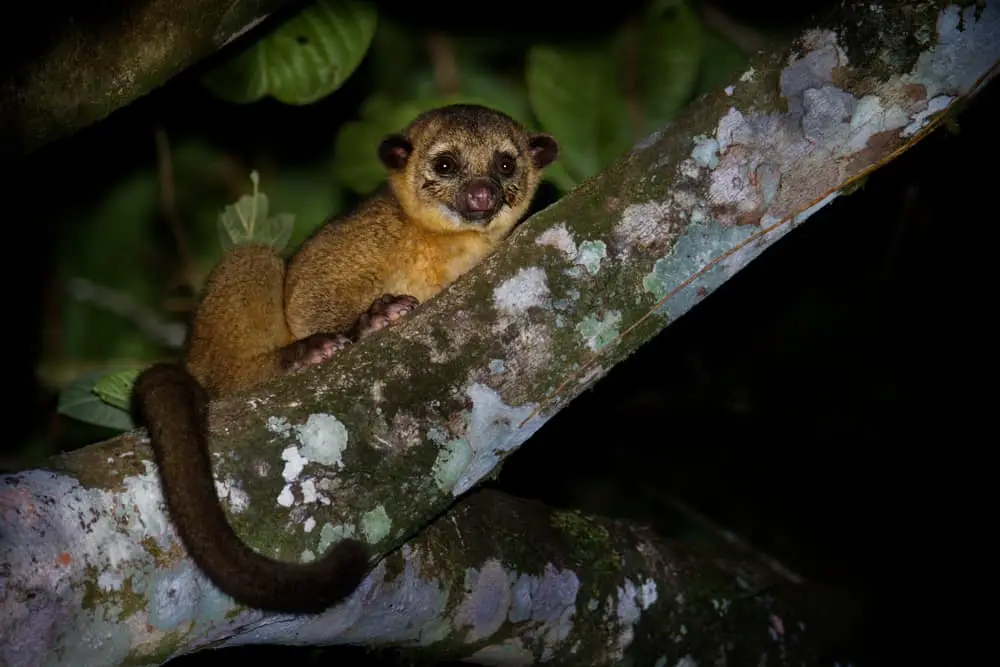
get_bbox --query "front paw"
[353,294,419,340]
[280,333,352,373]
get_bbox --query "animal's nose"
[466,183,498,212]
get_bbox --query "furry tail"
[133,362,370,613]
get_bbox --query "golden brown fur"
[132,104,559,614]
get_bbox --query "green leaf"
[526,43,632,186]
[411,59,535,128]
[633,0,704,134]
[695,28,748,96]
[93,369,141,411]
[202,0,378,105]
[365,18,428,101]
[51,171,168,367]
[218,171,295,252]
[527,0,706,186]
[58,369,136,432]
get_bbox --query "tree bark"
[0,0,299,165]
[0,479,862,666]
[2,1,998,665]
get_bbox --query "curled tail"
[133,362,371,614]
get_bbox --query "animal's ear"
[528,133,559,169]
[378,134,413,170]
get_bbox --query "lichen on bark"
[1,1,998,665]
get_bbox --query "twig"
[67,276,185,349]
[621,20,646,144]
[698,1,767,54]
[153,123,196,289]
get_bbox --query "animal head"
[378,104,559,237]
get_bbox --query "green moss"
[80,566,102,610]
[551,509,620,574]
[141,536,171,567]
[122,628,187,667]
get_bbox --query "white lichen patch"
[614,201,672,259]
[639,577,658,609]
[493,266,551,316]
[218,544,448,649]
[280,445,307,481]
[0,464,256,666]
[535,223,578,259]
[300,478,318,504]
[608,577,658,662]
[841,95,910,151]
[360,505,392,543]
[499,322,554,381]
[690,134,719,169]
[276,485,295,507]
[902,94,954,137]
[432,438,474,494]
[434,383,549,497]
[696,5,996,240]
[489,359,506,375]
[454,560,511,643]
[295,413,348,469]
[273,414,350,507]
[304,517,316,533]
[904,3,1000,100]
[642,219,758,321]
[266,415,291,435]
[318,522,356,554]
[97,570,124,592]
[576,311,622,353]
[575,240,607,275]
[147,565,206,631]
[214,475,250,514]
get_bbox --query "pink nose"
[466,184,497,212]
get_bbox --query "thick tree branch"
[0,0,298,165]
[1,1,998,665]
[2,481,860,666]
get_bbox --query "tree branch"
[1,479,860,665]
[2,1,998,665]
[0,0,299,165]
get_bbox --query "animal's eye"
[495,154,516,176]
[432,155,458,176]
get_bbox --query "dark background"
[3,0,992,665]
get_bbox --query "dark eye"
[432,155,458,176]
[495,154,516,177]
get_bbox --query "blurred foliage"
[217,171,296,253]
[202,0,378,105]
[39,0,747,437]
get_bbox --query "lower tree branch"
[0,471,860,666]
